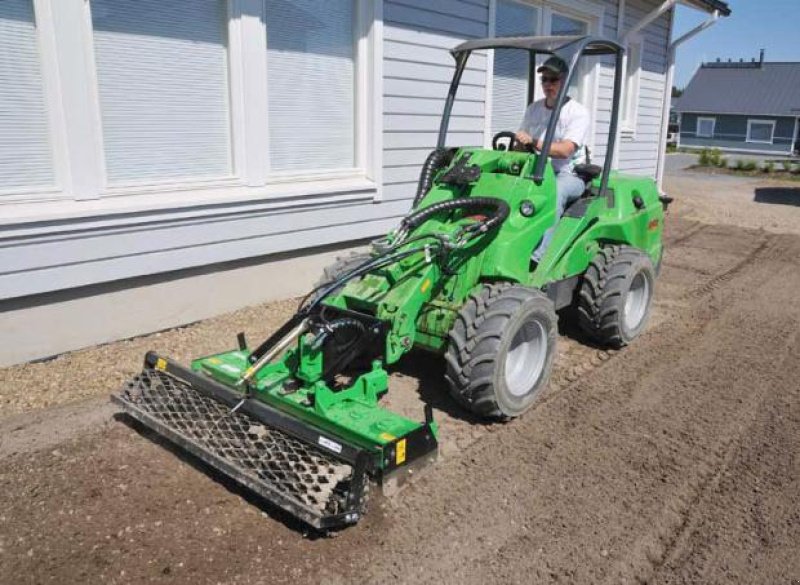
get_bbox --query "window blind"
[0,0,54,192]
[550,13,588,101]
[265,0,355,173]
[91,0,232,185]
[492,1,539,136]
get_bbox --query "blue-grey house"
[676,53,800,154]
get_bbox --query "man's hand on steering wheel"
[514,131,539,152]
[491,131,540,153]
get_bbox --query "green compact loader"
[114,35,668,529]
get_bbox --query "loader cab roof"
[451,35,623,59]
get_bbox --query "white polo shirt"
[519,98,590,174]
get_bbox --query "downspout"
[655,9,720,193]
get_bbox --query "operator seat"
[572,146,602,186]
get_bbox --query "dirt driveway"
[1,169,799,585]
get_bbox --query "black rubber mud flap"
[112,352,370,530]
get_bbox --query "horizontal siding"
[384,2,487,38]
[384,113,483,132]
[384,96,484,117]
[383,0,489,204]
[384,78,485,101]
[384,130,484,149]
[0,196,414,299]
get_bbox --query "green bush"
[742,160,757,172]
[716,156,728,169]
[782,160,793,172]
[792,164,800,175]
[698,148,711,166]
[762,161,775,173]
[734,159,746,171]
[709,148,723,167]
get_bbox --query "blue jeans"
[532,170,586,262]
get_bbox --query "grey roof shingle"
[675,63,800,117]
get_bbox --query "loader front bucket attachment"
[112,353,370,530]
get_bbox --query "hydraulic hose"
[313,317,366,351]
[401,197,510,234]
[413,148,456,208]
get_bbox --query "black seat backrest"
[573,163,602,184]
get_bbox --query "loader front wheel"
[577,245,655,348]
[445,283,558,420]
[314,252,372,296]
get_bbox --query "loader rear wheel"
[577,245,655,348]
[445,283,558,420]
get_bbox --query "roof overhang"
[682,0,731,17]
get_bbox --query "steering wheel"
[492,131,537,153]
[492,131,519,152]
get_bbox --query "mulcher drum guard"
[112,357,369,530]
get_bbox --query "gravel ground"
[0,299,299,416]
[0,169,799,584]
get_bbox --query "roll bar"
[437,35,625,205]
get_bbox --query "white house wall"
[0,0,675,356]
[382,0,490,203]
[617,0,672,175]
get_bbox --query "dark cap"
[537,56,568,76]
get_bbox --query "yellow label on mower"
[395,439,407,465]
[379,432,397,442]
[420,279,431,293]
[155,358,167,371]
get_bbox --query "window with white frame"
[696,117,715,138]
[746,119,775,144]
[0,0,54,193]
[91,0,233,186]
[491,0,541,136]
[549,11,589,104]
[621,37,643,132]
[0,0,377,204]
[490,1,596,138]
[266,0,356,174]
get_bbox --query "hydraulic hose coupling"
[237,318,310,386]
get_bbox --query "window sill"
[0,176,378,229]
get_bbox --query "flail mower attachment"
[114,352,376,529]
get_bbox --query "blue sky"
[673,0,799,89]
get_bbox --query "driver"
[515,56,590,263]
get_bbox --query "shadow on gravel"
[557,307,605,349]
[754,187,800,207]
[392,350,485,425]
[113,413,330,538]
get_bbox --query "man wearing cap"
[515,56,590,263]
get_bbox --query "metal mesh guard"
[118,368,353,516]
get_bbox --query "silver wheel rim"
[624,271,650,331]
[504,318,548,397]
